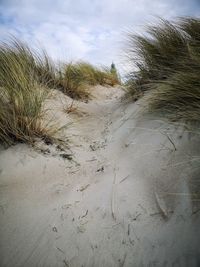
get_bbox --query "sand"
[0,85,200,267]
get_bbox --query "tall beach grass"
[59,61,120,99]
[0,39,55,146]
[0,38,120,146]
[126,17,200,123]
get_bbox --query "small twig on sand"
[132,213,141,221]
[127,223,130,236]
[154,192,168,219]
[96,166,104,172]
[79,184,90,192]
[63,259,69,267]
[119,253,127,267]
[81,209,88,218]
[160,131,177,151]
[56,247,65,254]
[192,208,200,215]
[119,175,130,184]
[111,168,117,221]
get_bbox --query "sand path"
[0,86,200,266]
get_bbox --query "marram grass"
[0,39,55,146]
[126,17,200,123]
[0,39,120,146]
[59,61,120,99]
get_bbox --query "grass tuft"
[0,38,54,146]
[58,61,120,99]
[0,38,120,146]
[126,17,200,123]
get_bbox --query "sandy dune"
[0,86,200,267]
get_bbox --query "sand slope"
[0,86,200,267]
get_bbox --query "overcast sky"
[0,0,199,71]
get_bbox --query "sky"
[0,0,199,72]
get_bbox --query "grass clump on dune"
[126,17,200,123]
[59,62,91,100]
[0,38,120,145]
[0,39,55,146]
[59,61,120,100]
